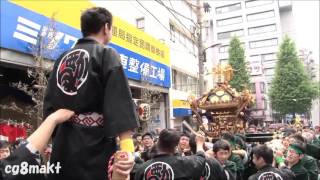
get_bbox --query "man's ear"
[104,23,109,35]
[299,154,304,159]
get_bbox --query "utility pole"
[196,0,205,96]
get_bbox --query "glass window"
[136,17,145,31]
[170,24,175,42]
[245,0,274,8]
[263,99,268,110]
[219,45,229,53]
[260,82,265,93]
[250,83,256,93]
[247,10,275,21]
[218,29,244,40]
[172,69,177,89]
[217,16,243,27]
[216,3,241,14]
[248,24,276,35]
[249,38,278,49]
[250,55,261,63]
[219,59,229,64]
[172,70,199,93]
[264,68,275,76]
[262,53,276,62]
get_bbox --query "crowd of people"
[2,119,319,180]
[124,124,320,180]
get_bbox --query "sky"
[292,1,320,64]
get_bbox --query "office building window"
[217,16,243,27]
[219,45,229,53]
[247,10,275,21]
[264,68,275,76]
[219,59,229,64]
[216,3,241,14]
[250,55,261,62]
[218,29,244,40]
[263,99,268,110]
[136,17,145,31]
[250,83,256,93]
[170,24,175,42]
[260,82,265,93]
[262,53,276,62]
[245,0,274,8]
[172,70,198,95]
[248,24,276,35]
[219,43,245,53]
[172,69,178,89]
[249,38,278,49]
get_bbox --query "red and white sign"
[138,103,151,121]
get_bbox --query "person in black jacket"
[286,143,310,180]
[189,135,227,180]
[134,129,206,180]
[43,7,139,180]
[249,145,294,180]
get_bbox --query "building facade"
[0,1,172,131]
[205,0,295,124]
[1,0,204,131]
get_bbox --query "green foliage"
[269,35,318,115]
[228,36,250,92]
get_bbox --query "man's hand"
[232,149,246,157]
[113,152,134,179]
[48,109,75,125]
[195,134,205,145]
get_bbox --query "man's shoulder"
[292,162,308,174]
[248,173,257,180]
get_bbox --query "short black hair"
[132,133,142,139]
[81,7,113,37]
[0,141,10,149]
[212,140,230,153]
[180,132,190,139]
[222,133,235,147]
[283,128,296,137]
[157,129,180,152]
[252,145,273,164]
[289,133,306,144]
[142,132,153,140]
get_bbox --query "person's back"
[135,152,206,179]
[249,145,294,180]
[188,135,227,180]
[134,129,206,180]
[201,157,228,180]
[44,7,139,180]
[248,165,293,180]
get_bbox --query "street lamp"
[203,43,221,62]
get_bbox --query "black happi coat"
[134,152,206,180]
[248,165,294,180]
[200,158,228,180]
[43,38,139,180]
